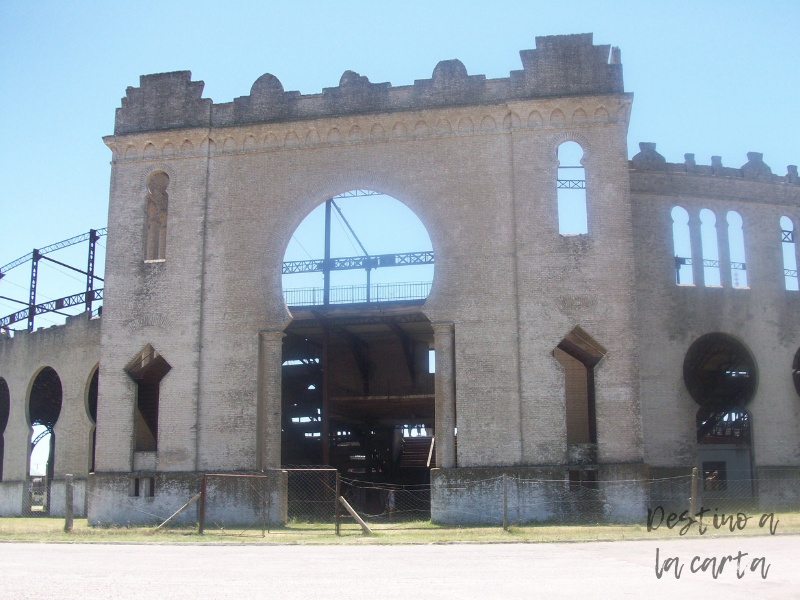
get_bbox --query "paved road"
[1,535,798,599]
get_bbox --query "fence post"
[198,474,207,534]
[502,474,508,531]
[690,467,699,517]
[335,472,341,536]
[262,476,267,538]
[64,474,73,533]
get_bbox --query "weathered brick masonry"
[0,33,797,524]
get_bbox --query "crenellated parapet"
[115,72,212,136]
[630,142,800,187]
[114,33,624,136]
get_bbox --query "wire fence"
[5,470,799,537]
[19,477,51,517]
[198,469,339,537]
[193,470,800,535]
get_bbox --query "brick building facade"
[0,34,797,523]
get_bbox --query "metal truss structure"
[0,229,106,332]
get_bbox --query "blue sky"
[1,0,798,322]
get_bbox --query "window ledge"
[143,259,165,264]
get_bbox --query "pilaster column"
[791,217,800,289]
[716,209,732,289]
[688,210,705,287]
[433,322,456,469]
[257,330,284,471]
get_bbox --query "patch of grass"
[1,512,798,545]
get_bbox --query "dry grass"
[1,512,798,545]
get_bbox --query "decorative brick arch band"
[549,132,591,162]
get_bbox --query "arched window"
[780,216,798,291]
[145,172,169,261]
[557,141,587,235]
[683,333,756,408]
[727,211,748,288]
[684,333,756,488]
[671,206,693,285]
[699,209,721,286]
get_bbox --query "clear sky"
[1,0,798,322]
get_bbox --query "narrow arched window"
[699,209,721,286]
[145,172,169,261]
[781,216,798,291]
[671,206,693,285]
[727,211,748,288]
[557,141,587,235]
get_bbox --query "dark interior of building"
[282,300,434,493]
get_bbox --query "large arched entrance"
[684,333,756,500]
[281,190,436,509]
[28,367,63,513]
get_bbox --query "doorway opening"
[553,326,606,467]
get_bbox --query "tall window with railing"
[781,216,798,291]
[727,211,748,288]
[557,141,587,235]
[671,206,694,285]
[699,209,721,286]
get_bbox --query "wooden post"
[690,467,699,517]
[502,473,508,531]
[64,474,73,533]
[335,472,341,536]
[198,474,207,534]
[156,493,202,530]
[339,496,372,535]
[322,327,330,466]
[426,436,435,468]
[262,476,267,538]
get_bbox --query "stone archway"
[684,333,757,495]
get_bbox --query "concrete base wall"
[49,479,87,518]
[0,480,24,516]
[89,472,202,526]
[88,471,288,527]
[756,467,800,511]
[202,471,288,528]
[597,463,649,522]
[431,464,648,524]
